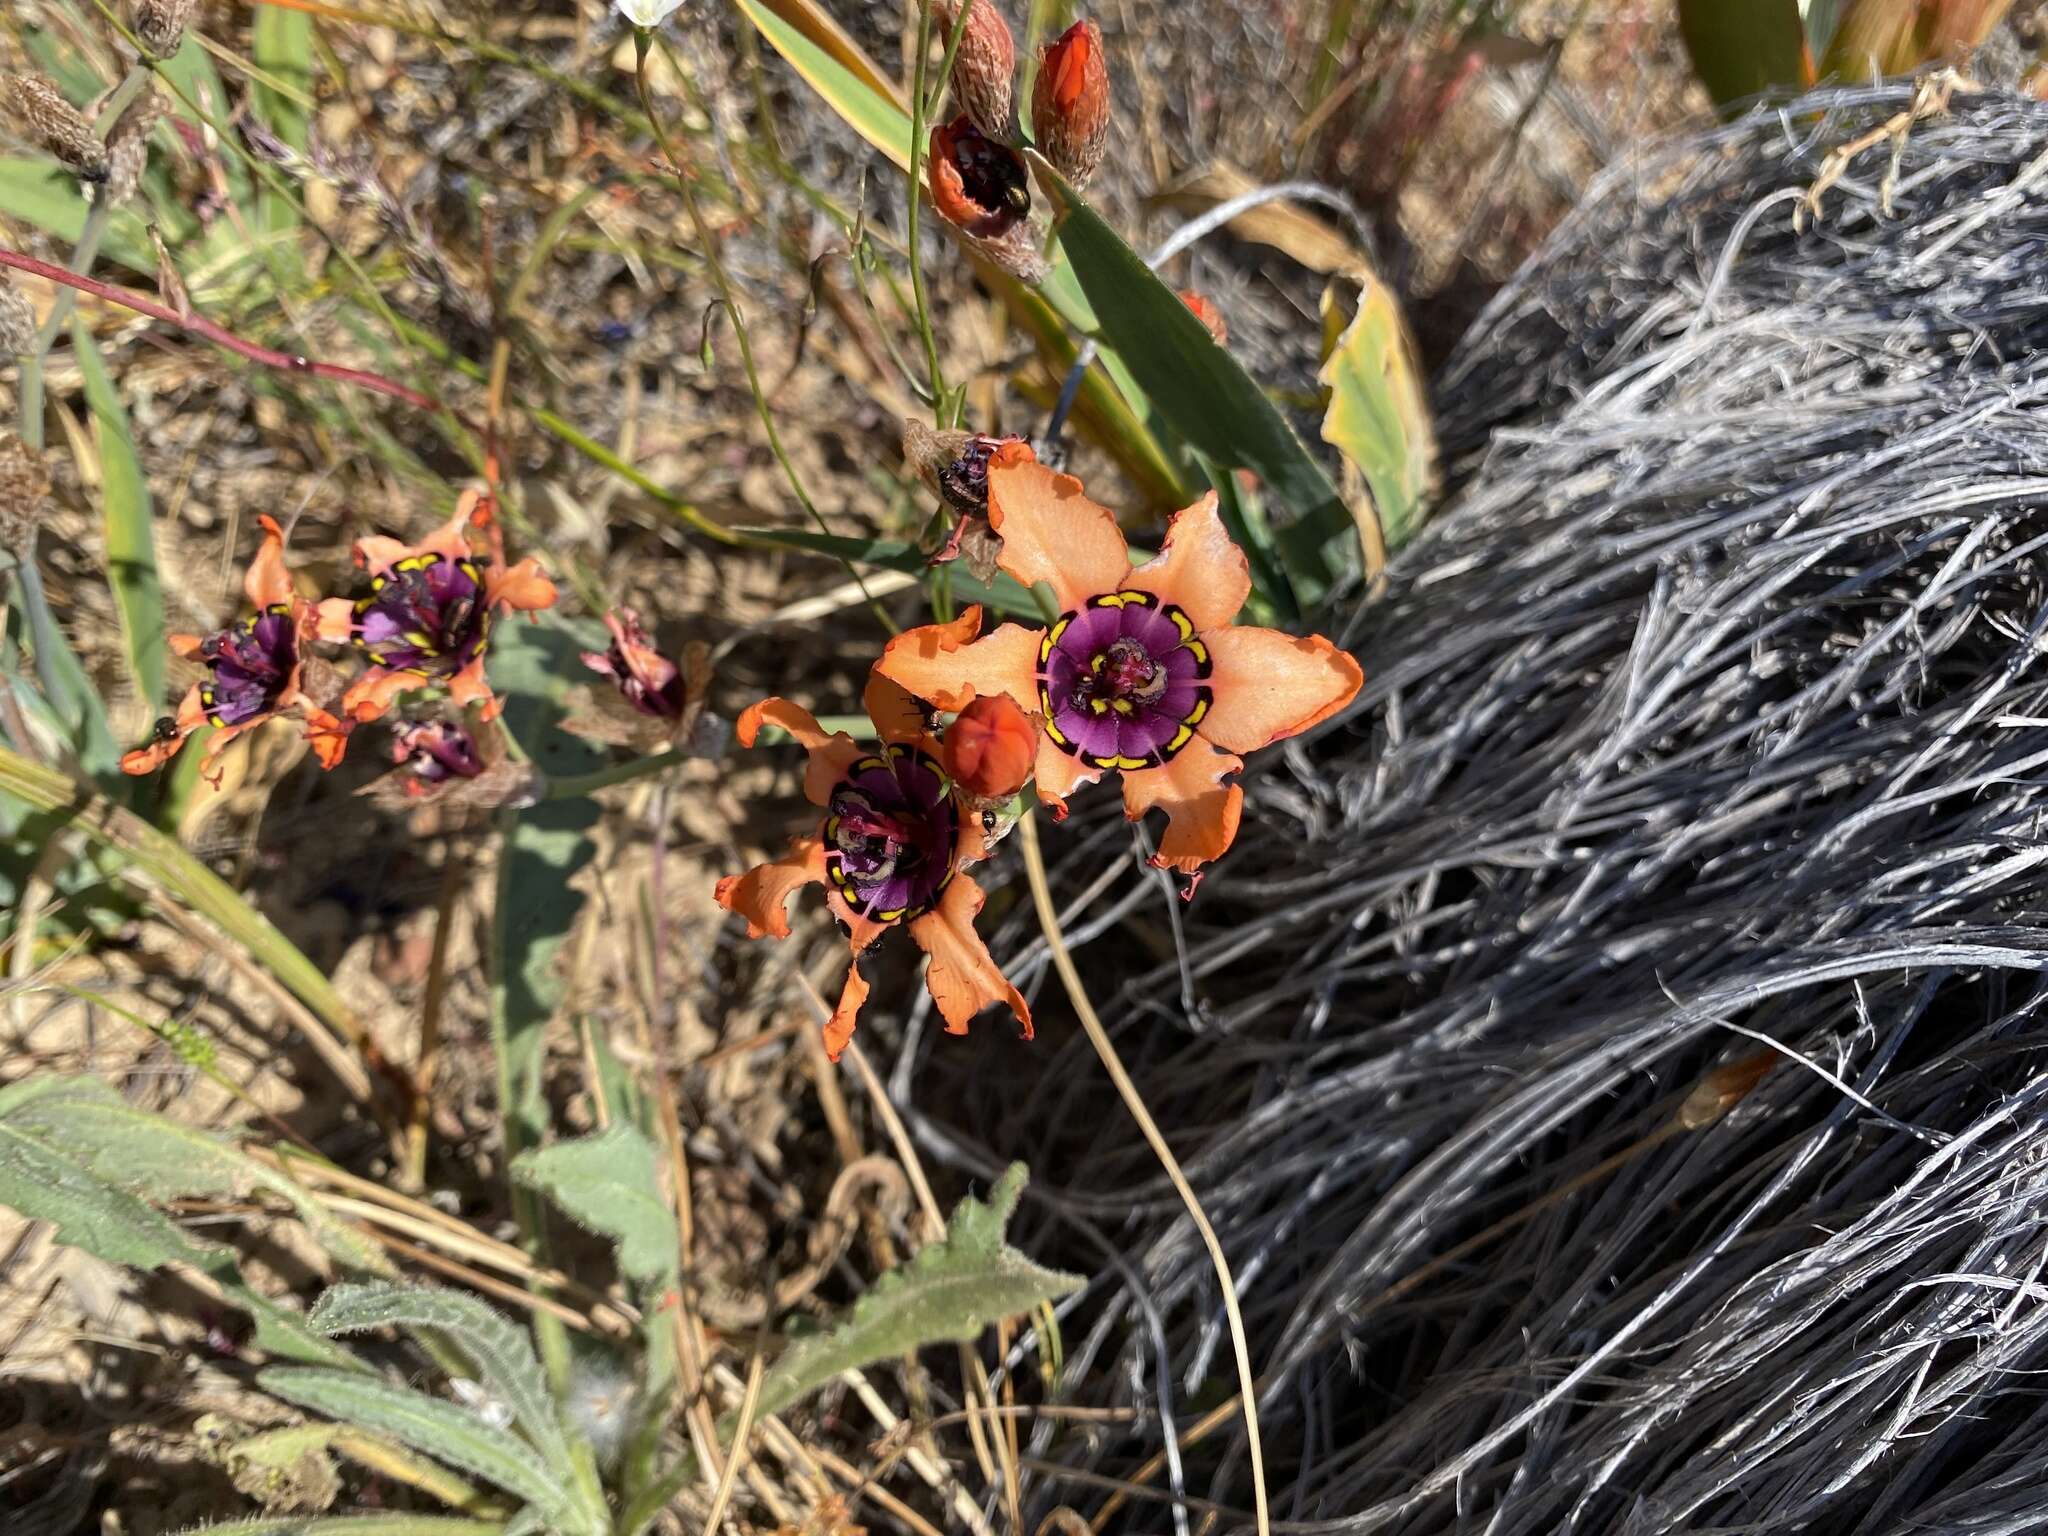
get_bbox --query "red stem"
[0,245,452,420]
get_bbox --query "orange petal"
[876,608,1041,715]
[738,697,863,807]
[120,691,199,775]
[1198,627,1363,754]
[301,707,352,770]
[821,959,871,1062]
[1120,735,1244,874]
[488,557,556,614]
[418,502,477,561]
[314,597,357,644]
[1032,732,1102,816]
[447,655,501,720]
[352,534,413,575]
[986,459,1131,612]
[863,670,931,746]
[714,835,827,940]
[1128,492,1248,632]
[340,666,425,724]
[167,632,207,660]
[907,870,1033,1040]
[943,693,1037,800]
[244,515,294,609]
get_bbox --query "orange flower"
[120,514,348,780]
[714,673,1033,1060]
[875,459,1364,874]
[944,693,1037,803]
[1031,19,1109,187]
[315,490,556,726]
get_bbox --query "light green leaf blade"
[8,541,123,784]
[1318,276,1438,557]
[1678,0,1811,105]
[732,0,911,172]
[0,158,154,273]
[756,1163,1081,1418]
[72,318,166,710]
[1030,151,1355,593]
[511,1125,677,1290]
[256,1368,586,1530]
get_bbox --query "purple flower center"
[199,606,297,725]
[1037,590,1214,771]
[823,745,958,924]
[352,554,490,676]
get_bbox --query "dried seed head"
[0,271,35,357]
[1031,19,1109,188]
[937,0,1015,139]
[134,0,199,60]
[0,434,51,554]
[6,75,109,184]
[104,86,163,207]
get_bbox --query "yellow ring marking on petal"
[1187,696,1209,726]
[1185,638,1210,666]
[1167,724,1193,754]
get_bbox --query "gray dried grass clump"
[906,84,2048,1534]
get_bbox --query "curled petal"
[119,683,207,775]
[908,871,1033,1040]
[350,534,415,576]
[339,666,426,725]
[822,958,872,1062]
[243,515,294,609]
[876,608,1041,716]
[1120,734,1244,874]
[1129,491,1249,633]
[167,632,207,660]
[314,596,356,644]
[714,835,827,940]
[488,556,557,614]
[986,459,1132,612]
[1197,627,1364,754]
[863,670,931,747]
[737,696,863,807]
[446,655,501,720]
[300,706,352,770]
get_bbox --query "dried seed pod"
[1031,19,1109,188]
[6,74,109,183]
[104,86,163,207]
[0,271,35,357]
[937,0,1015,139]
[0,433,51,554]
[134,0,199,60]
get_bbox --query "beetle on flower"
[714,673,1033,1060]
[317,490,556,726]
[121,514,348,781]
[875,456,1363,875]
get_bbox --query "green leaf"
[1030,152,1355,595]
[1317,276,1438,558]
[310,1283,578,1480]
[0,1081,355,1366]
[72,318,166,710]
[511,1125,677,1289]
[7,546,123,785]
[1678,0,1811,105]
[755,1163,1080,1418]
[0,158,154,274]
[256,1369,594,1534]
[170,1519,505,1536]
[734,527,1046,618]
[733,0,910,172]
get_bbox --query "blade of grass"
[70,318,165,712]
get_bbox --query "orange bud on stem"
[945,693,1037,801]
[1032,19,1109,187]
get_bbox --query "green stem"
[905,0,946,417]
[541,748,683,801]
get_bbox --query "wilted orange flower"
[316,490,556,726]
[929,114,1030,240]
[714,673,1033,1059]
[121,515,348,780]
[876,459,1363,874]
[1031,19,1109,187]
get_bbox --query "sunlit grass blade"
[72,318,166,711]
[1318,276,1437,560]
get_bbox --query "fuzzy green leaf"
[756,1163,1080,1418]
[510,1125,677,1289]
[256,1369,594,1535]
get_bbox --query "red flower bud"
[929,114,1031,240]
[1031,19,1109,187]
[945,692,1037,802]
[1179,289,1227,345]
[937,0,1015,139]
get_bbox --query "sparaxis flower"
[316,490,556,725]
[875,458,1364,874]
[714,672,1032,1059]
[121,515,349,780]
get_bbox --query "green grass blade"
[72,317,166,711]
[1678,0,1810,105]
[0,158,154,274]
[7,552,123,784]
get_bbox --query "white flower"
[614,0,686,25]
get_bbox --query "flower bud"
[937,0,1015,139]
[1179,289,1227,344]
[0,271,35,357]
[1031,19,1109,187]
[6,75,109,184]
[944,692,1037,802]
[134,0,198,60]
